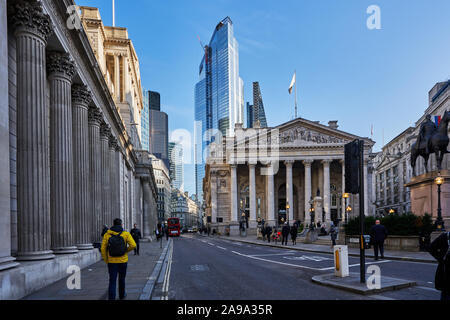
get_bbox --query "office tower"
[146,90,169,166]
[194,17,244,199]
[169,142,184,191]
[141,90,150,152]
[247,82,268,128]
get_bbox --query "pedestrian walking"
[329,222,337,247]
[369,220,388,260]
[101,218,136,300]
[266,224,272,243]
[282,223,290,246]
[164,223,169,241]
[290,223,298,245]
[429,231,450,301]
[155,223,163,248]
[261,224,266,241]
[130,224,142,256]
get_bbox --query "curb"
[139,238,171,300]
[216,236,437,264]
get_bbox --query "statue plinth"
[405,170,449,226]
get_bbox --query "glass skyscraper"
[169,142,184,191]
[246,82,268,128]
[194,17,244,200]
[140,90,150,152]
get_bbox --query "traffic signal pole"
[358,140,366,284]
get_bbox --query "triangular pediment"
[275,118,370,147]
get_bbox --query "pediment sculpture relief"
[279,126,347,145]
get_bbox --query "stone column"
[322,160,332,224]
[231,165,238,222]
[109,135,118,220]
[114,54,120,101]
[249,163,257,227]
[399,161,404,212]
[303,160,313,226]
[100,123,111,227]
[211,171,217,224]
[88,106,103,243]
[11,0,55,261]
[72,85,93,250]
[0,0,19,269]
[364,160,369,216]
[142,178,152,239]
[340,160,346,221]
[47,52,78,254]
[266,165,275,225]
[285,160,294,223]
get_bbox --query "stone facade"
[0,0,158,300]
[373,80,450,221]
[203,118,376,235]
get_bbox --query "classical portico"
[203,118,375,234]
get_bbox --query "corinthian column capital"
[72,84,92,108]
[47,52,75,80]
[88,106,103,126]
[100,123,111,139]
[8,0,53,41]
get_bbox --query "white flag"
[288,72,296,94]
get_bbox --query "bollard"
[334,245,349,277]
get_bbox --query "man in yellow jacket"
[101,218,136,300]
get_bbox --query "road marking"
[216,246,227,250]
[232,251,393,272]
[319,260,392,271]
[249,253,295,257]
[160,239,173,300]
[208,243,214,246]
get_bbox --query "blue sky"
[77,0,450,196]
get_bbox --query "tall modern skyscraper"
[194,17,244,200]
[169,142,184,191]
[140,90,150,152]
[143,90,169,167]
[246,82,268,128]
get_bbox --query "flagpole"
[112,0,115,27]
[295,70,298,118]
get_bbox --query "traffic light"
[345,140,361,194]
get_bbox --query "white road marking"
[319,260,392,271]
[232,251,392,271]
[208,243,214,246]
[249,253,295,257]
[216,246,227,250]
[160,239,173,300]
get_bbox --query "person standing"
[130,224,142,256]
[101,218,136,300]
[282,222,290,246]
[329,222,337,247]
[369,220,388,260]
[290,223,298,245]
[429,232,450,301]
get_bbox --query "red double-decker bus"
[167,218,181,237]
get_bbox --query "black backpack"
[108,231,127,257]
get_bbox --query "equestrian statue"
[411,111,450,176]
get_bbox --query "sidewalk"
[215,234,437,264]
[22,239,168,300]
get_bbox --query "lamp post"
[286,202,290,225]
[309,198,315,230]
[435,176,446,231]
[343,193,350,224]
[346,205,352,223]
[389,208,395,215]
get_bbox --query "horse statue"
[411,111,450,176]
[429,110,450,171]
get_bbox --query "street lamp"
[286,202,290,225]
[389,208,395,215]
[435,175,446,231]
[309,198,315,230]
[346,205,352,223]
[343,193,350,224]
